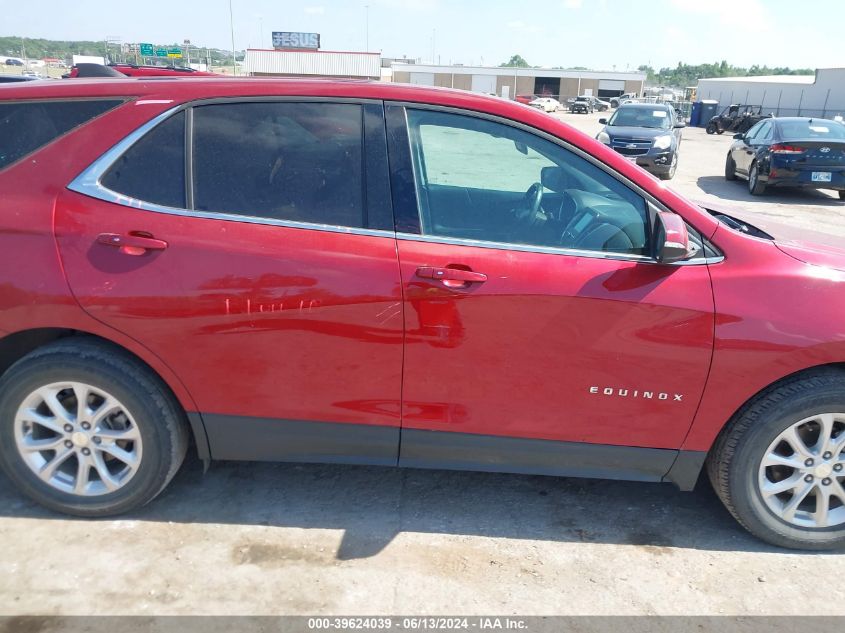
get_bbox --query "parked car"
[0,75,38,83]
[588,96,611,112]
[64,63,218,79]
[569,96,594,113]
[725,117,845,198]
[4,58,24,66]
[529,96,562,113]
[610,93,639,108]
[597,102,685,180]
[515,94,539,105]
[706,104,770,135]
[3,78,845,550]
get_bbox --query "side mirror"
[598,118,607,125]
[733,133,745,140]
[674,121,686,129]
[655,212,695,263]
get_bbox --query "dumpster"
[690,101,702,127]
[698,100,719,128]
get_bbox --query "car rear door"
[387,104,715,480]
[55,99,404,464]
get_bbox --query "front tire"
[706,122,717,135]
[725,153,737,181]
[659,152,678,180]
[707,369,845,550]
[0,338,189,517]
[749,162,767,195]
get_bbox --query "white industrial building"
[391,63,646,101]
[244,48,381,80]
[697,68,845,118]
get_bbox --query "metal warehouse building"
[697,68,845,118]
[391,63,646,101]
[244,48,381,79]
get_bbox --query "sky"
[1,0,844,71]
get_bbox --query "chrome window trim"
[66,100,395,240]
[396,231,724,266]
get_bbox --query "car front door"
[56,100,404,463]
[388,105,715,479]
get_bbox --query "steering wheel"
[511,182,545,229]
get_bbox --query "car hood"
[775,241,845,273]
[695,200,845,271]
[605,125,670,138]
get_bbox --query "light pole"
[229,0,237,75]
[365,5,370,51]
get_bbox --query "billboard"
[272,32,320,50]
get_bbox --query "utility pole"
[229,0,237,75]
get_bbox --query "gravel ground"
[2,105,845,618]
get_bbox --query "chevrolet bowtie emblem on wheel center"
[589,386,684,401]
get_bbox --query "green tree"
[501,54,529,68]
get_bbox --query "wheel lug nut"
[64,440,73,448]
[805,475,814,483]
[823,452,833,460]
[81,422,90,431]
[63,424,73,433]
[93,437,101,445]
[805,459,815,467]
[835,464,843,472]
[81,448,90,456]
[823,478,832,486]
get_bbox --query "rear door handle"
[416,266,487,285]
[97,232,168,256]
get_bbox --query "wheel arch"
[0,328,210,463]
[698,362,845,457]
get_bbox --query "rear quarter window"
[0,99,123,170]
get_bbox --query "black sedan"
[725,117,845,199]
[596,103,685,180]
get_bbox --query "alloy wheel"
[13,381,143,496]
[758,413,845,528]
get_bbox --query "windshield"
[608,108,672,130]
[779,119,845,141]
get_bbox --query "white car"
[528,97,562,113]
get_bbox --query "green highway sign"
[167,47,183,58]
[139,43,154,56]
[155,48,168,57]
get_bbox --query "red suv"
[1,78,844,550]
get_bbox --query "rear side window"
[191,102,365,228]
[101,111,186,209]
[0,99,122,170]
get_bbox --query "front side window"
[406,109,650,256]
[192,102,365,228]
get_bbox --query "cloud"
[563,0,583,8]
[304,6,325,14]
[669,0,772,31]
[506,20,544,34]
[373,0,438,10]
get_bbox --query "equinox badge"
[589,386,684,401]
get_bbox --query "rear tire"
[725,153,737,181]
[706,123,717,135]
[0,338,189,517]
[839,190,845,201]
[749,162,767,195]
[707,369,845,550]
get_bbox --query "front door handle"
[416,266,487,287]
[97,232,168,256]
